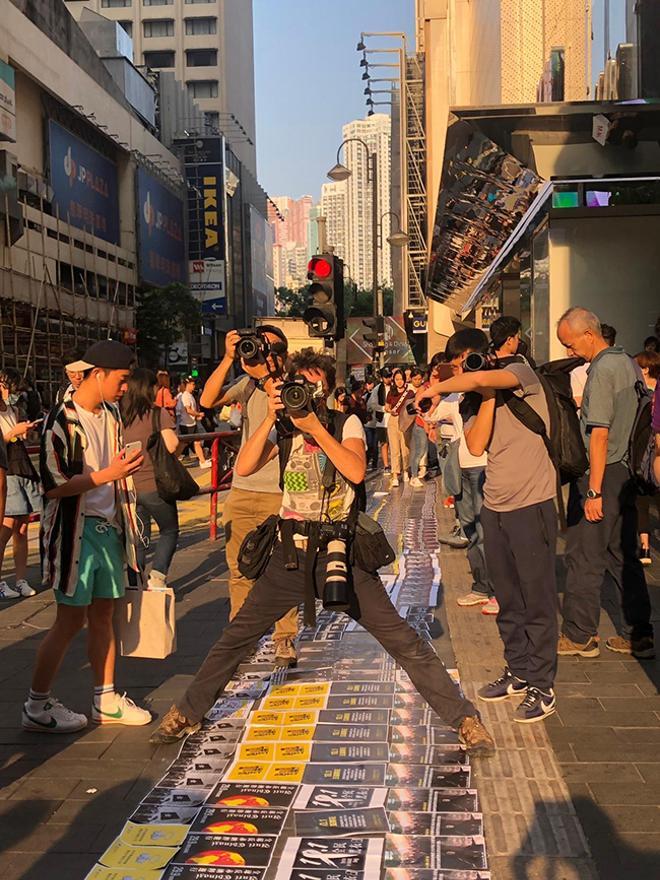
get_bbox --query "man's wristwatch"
[586,489,602,500]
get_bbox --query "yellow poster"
[85,865,164,880]
[121,822,188,848]
[237,742,276,762]
[264,763,305,783]
[279,725,316,741]
[250,711,286,726]
[268,684,300,696]
[275,742,312,762]
[260,696,296,710]
[99,839,178,870]
[283,711,319,726]
[224,761,269,782]
[298,683,331,696]
[293,696,327,710]
[244,726,280,741]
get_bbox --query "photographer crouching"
[151,349,495,756]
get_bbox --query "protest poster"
[387,812,483,837]
[190,806,288,837]
[206,783,299,809]
[301,763,387,786]
[293,786,388,811]
[121,822,189,848]
[385,789,480,813]
[99,839,179,870]
[293,807,390,837]
[275,837,384,874]
[383,835,487,871]
[173,833,278,868]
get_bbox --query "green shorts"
[57,517,126,607]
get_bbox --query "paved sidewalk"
[0,474,658,878]
[438,498,660,880]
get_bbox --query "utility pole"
[316,215,328,253]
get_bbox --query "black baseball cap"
[380,368,393,378]
[77,340,136,371]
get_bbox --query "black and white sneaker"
[513,687,556,724]
[22,698,88,733]
[478,668,528,702]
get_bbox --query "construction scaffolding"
[405,52,427,308]
[1,192,136,405]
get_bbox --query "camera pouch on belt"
[237,515,279,581]
[351,512,396,574]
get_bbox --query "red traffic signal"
[307,257,333,280]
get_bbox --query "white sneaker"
[391,476,400,487]
[410,477,424,488]
[22,698,88,733]
[200,459,212,469]
[0,581,20,599]
[15,579,37,597]
[403,472,410,483]
[92,692,153,726]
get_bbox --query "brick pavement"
[438,497,660,880]
[0,475,658,878]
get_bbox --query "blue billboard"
[136,166,186,287]
[48,120,120,245]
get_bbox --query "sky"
[253,0,415,202]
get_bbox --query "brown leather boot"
[458,715,495,757]
[149,704,201,744]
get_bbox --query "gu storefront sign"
[48,120,120,244]
[136,166,186,287]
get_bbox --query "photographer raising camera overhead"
[151,348,495,757]
[198,325,299,668]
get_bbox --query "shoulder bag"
[147,407,199,503]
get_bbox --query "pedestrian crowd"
[0,308,656,754]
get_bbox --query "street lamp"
[327,138,380,329]
[381,211,410,248]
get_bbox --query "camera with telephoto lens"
[320,521,351,612]
[279,375,322,416]
[406,397,433,417]
[235,329,270,363]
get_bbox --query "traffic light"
[362,316,385,353]
[304,254,345,340]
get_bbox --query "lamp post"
[328,138,380,325]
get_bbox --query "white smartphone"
[124,440,142,457]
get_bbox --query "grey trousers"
[178,542,477,729]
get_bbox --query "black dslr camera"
[279,375,323,416]
[462,351,491,372]
[236,329,269,363]
[406,397,433,417]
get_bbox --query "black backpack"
[501,357,588,485]
[277,410,367,513]
[628,380,658,496]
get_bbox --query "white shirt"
[570,363,589,407]
[427,394,487,468]
[73,402,116,522]
[366,383,390,429]
[176,391,198,428]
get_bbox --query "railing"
[177,431,241,540]
[28,431,242,541]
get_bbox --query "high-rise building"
[342,114,392,290]
[269,195,313,249]
[320,181,348,264]
[63,0,257,174]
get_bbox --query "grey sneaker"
[438,526,469,549]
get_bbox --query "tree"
[136,283,201,368]
[274,285,308,318]
[345,286,394,317]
